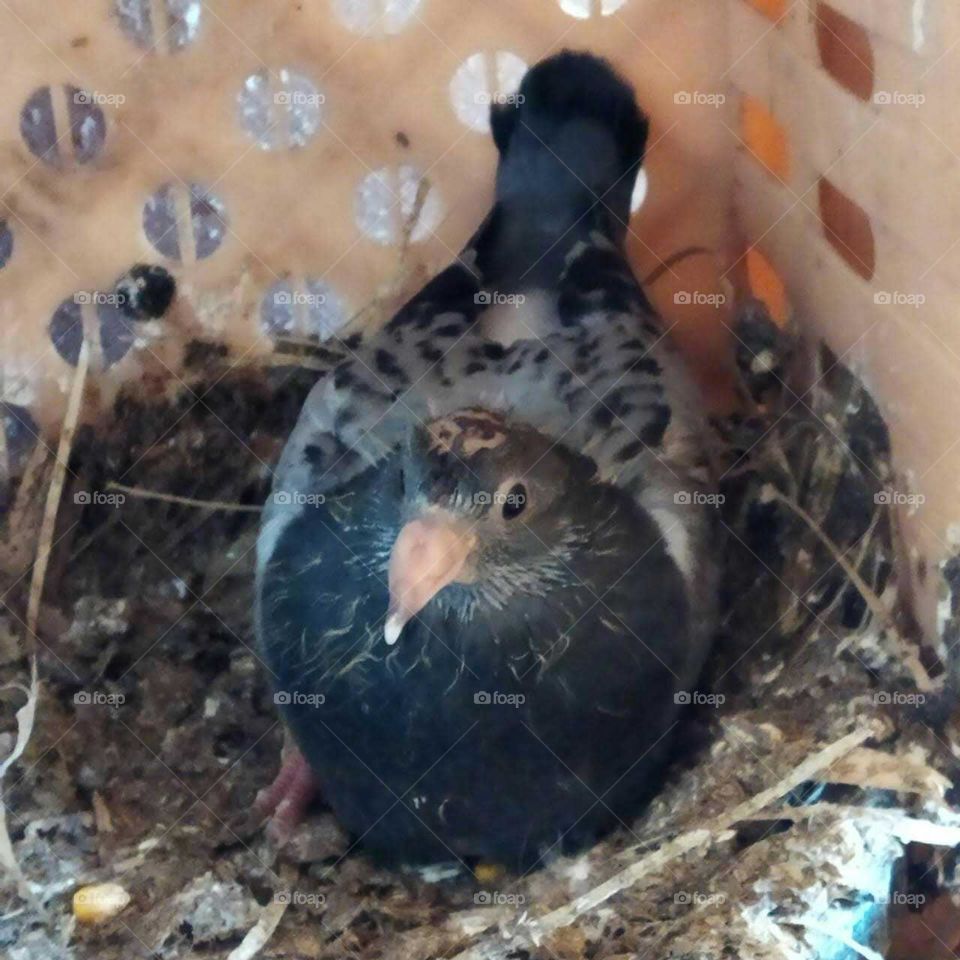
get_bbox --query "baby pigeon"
[256,50,717,870]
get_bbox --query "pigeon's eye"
[501,483,528,520]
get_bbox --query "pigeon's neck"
[453,552,578,617]
[473,197,617,291]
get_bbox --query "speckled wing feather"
[275,234,709,490]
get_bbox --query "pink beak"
[384,513,475,645]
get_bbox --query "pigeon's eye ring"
[501,483,528,520]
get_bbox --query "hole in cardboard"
[449,51,528,133]
[630,167,649,214]
[115,0,203,52]
[818,176,876,280]
[745,0,787,21]
[745,247,788,326]
[354,165,443,245]
[238,68,325,151]
[558,0,629,18]
[0,402,39,478]
[331,0,422,36]
[49,296,135,370]
[20,86,107,166]
[67,88,109,164]
[816,2,875,102]
[143,183,228,262]
[49,298,85,366]
[188,188,229,260]
[0,220,12,269]
[98,302,136,367]
[20,87,59,164]
[742,96,790,181]
[260,279,349,341]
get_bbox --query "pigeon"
[255,50,718,870]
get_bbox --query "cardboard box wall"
[0,0,955,640]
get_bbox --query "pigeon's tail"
[491,51,648,241]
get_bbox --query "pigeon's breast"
[478,288,556,346]
[256,443,706,864]
[257,496,693,866]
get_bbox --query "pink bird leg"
[255,745,319,845]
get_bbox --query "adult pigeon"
[255,50,717,870]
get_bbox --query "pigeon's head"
[384,407,597,644]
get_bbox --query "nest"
[0,298,959,960]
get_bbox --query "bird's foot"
[255,746,318,845]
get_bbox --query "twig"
[26,339,90,643]
[400,175,431,258]
[0,434,51,579]
[1,341,87,899]
[765,486,936,692]
[0,657,39,899]
[451,725,879,958]
[227,898,288,960]
[764,487,894,632]
[815,509,882,629]
[105,482,262,513]
[227,864,296,960]
[765,802,960,847]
